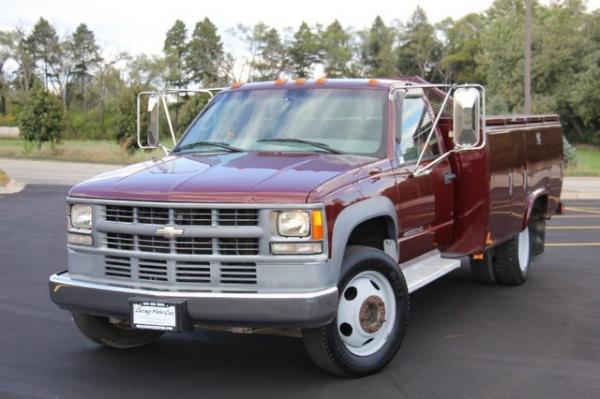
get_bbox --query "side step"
[400,250,462,293]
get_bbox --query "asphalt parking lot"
[1,185,599,398]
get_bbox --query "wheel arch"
[330,197,399,282]
[522,189,549,230]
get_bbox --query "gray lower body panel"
[49,272,338,329]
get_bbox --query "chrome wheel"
[518,226,530,273]
[337,270,396,357]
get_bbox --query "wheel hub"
[359,295,386,333]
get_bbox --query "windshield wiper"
[174,141,244,153]
[257,138,344,154]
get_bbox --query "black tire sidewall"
[324,247,409,376]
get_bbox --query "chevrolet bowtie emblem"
[155,226,185,239]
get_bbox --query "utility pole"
[524,0,532,114]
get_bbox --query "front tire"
[494,227,531,285]
[72,313,163,349]
[302,246,409,377]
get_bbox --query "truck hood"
[68,152,378,203]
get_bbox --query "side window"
[395,96,440,163]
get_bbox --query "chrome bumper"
[49,272,338,328]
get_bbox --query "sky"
[2,0,600,58]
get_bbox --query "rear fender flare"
[330,197,399,282]
[522,188,549,230]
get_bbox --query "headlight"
[70,205,93,230]
[277,211,310,237]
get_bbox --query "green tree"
[164,20,189,89]
[361,16,395,77]
[290,22,321,78]
[320,20,353,78]
[186,18,224,87]
[437,13,485,83]
[164,20,189,131]
[69,23,101,110]
[176,92,210,135]
[18,85,64,149]
[396,7,442,81]
[476,0,527,112]
[26,17,61,91]
[113,83,145,153]
[238,23,288,81]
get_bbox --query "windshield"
[176,88,387,157]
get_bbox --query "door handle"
[442,170,457,184]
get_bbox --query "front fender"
[330,196,398,282]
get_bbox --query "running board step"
[400,250,462,293]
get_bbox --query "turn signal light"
[312,210,324,240]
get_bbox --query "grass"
[565,145,600,177]
[0,169,8,187]
[0,138,162,164]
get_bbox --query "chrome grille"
[103,205,258,226]
[104,233,259,256]
[219,238,259,255]
[175,261,211,283]
[106,233,134,251]
[218,209,259,226]
[138,258,168,282]
[175,237,212,255]
[105,205,133,223]
[105,256,131,278]
[102,256,257,288]
[220,262,257,285]
[137,207,169,225]
[174,209,212,226]
[137,235,170,253]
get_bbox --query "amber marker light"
[275,78,286,86]
[295,78,307,85]
[312,210,324,240]
[315,77,327,85]
[368,79,379,86]
[231,82,242,89]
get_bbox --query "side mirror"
[147,95,160,147]
[453,87,481,148]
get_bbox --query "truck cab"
[50,78,563,377]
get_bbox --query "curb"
[0,179,26,195]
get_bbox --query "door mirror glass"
[147,95,160,147]
[453,88,480,148]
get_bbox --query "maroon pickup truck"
[49,77,563,377]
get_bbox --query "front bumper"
[49,272,338,328]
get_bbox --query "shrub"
[113,85,145,153]
[563,136,577,167]
[18,87,64,149]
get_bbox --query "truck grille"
[104,205,259,226]
[98,203,265,290]
[105,233,259,256]
[104,256,257,289]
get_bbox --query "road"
[1,185,599,398]
[0,158,123,186]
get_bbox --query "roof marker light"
[315,77,327,85]
[295,78,307,85]
[368,79,379,86]
[231,82,242,89]
[275,79,287,86]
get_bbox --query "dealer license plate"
[131,301,177,331]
